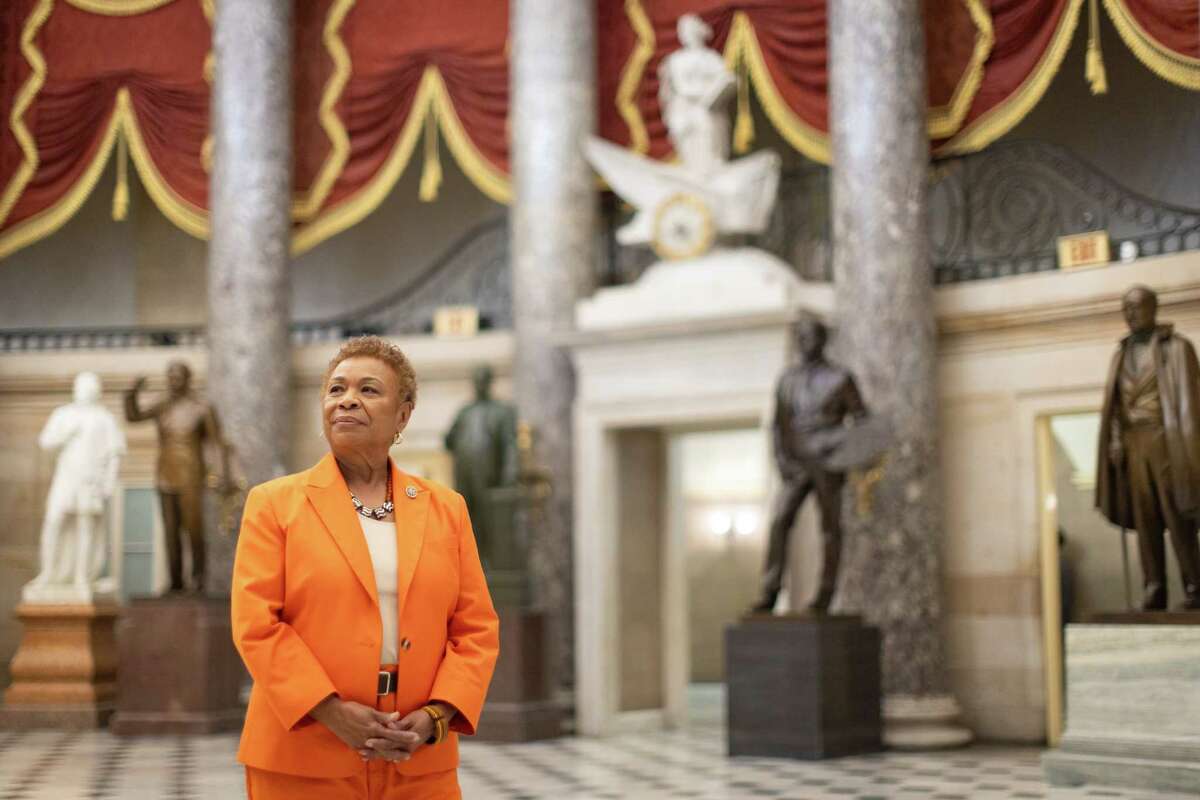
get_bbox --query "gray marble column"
[207,0,293,491]
[509,0,597,692]
[828,0,970,747]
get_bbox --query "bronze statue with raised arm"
[1096,285,1200,611]
[752,317,868,614]
[124,361,228,594]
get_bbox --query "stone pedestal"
[576,248,803,330]
[725,614,881,759]
[109,596,244,735]
[475,608,562,742]
[0,603,118,729]
[1043,621,1200,795]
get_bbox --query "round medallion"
[651,192,716,261]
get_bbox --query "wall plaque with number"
[1057,231,1111,271]
[434,306,480,338]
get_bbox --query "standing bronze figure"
[124,361,227,594]
[1096,285,1200,610]
[444,366,518,565]
[752,317,867,614]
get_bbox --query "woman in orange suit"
[232,335,499,799]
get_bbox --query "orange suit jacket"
[231,452,499,778]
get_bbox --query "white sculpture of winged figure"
[25,372,126,602]
[585,13,780,253]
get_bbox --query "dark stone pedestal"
[0,603,118,730]
[109,596,244,735]
[474,608,562,742]
[726,614,882,759]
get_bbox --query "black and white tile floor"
[0,727,1193,800]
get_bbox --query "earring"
[393,431,404,446]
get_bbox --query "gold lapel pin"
[406,486,418,499]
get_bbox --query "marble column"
[509,0,597,693]
[828,0,971,747]
[207,0,293,493]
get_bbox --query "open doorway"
[1036,410,1188,745]
[669,427,769,726]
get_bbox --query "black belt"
[377,669,397,695]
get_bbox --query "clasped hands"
[310,696,440,762]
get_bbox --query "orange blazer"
[231,452,499,778]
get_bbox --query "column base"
[882,694,973,750]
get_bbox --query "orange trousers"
[244,687,461,799]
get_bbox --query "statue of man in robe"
[1096,285,1200,610]
[26,372,126,601]
[444,366,518,567]
[125,361,228,594]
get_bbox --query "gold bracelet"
[421,704,446,745]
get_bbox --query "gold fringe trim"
[419,105,442,202]
[0,0,53,233]
[724,11,830,164]
[200,0,214,173]
[733,62,754,154]
[116,89,209,237]
[64,0,175,14]
[927,0,995,139]
[0,94,123,261]
[1085,0,1108,94]
[291,0,355,220]
[113,130,130,220]
[1102,0,1200,91]
[291,65,511,255]
[937,0,1085,156]
[616,0,654,154]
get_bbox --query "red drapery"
[1,0,1194,261]
[1102,0,1200,89]
[595,0,1086,160]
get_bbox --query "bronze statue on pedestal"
[444,366,518,567]
[1096,285,1200,611]
[752,317,870,614]
[124,361,228,594]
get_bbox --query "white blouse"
[358,515,399,664]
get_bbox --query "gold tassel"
[1085,0,1108,95]
[112,130,129,221]
[418,106,442,202]
[733,61,755,154]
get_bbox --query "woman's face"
[322,357,412,458]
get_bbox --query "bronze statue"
[124,361,228,594]
[752,317,867,614]
[444,366,518,566]
[1096,285,1200,610]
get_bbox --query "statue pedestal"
[725,614,881,759]
[1043,620,1200,795]
[109,596,244,735]
[0,602,118,729]
[576,247,809,331]
[475,608,562,741]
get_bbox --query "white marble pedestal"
[577,247,806,330]
[1042,622,1200,795]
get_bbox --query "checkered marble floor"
[0,727,1193,800]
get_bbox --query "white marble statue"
[584,13,781,258]
[25,372,126,603]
